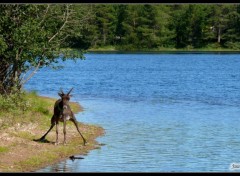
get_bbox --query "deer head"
[58,88,73,110]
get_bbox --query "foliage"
[0,91,50,129]
[0,4,92,94]
[0,90,30,113]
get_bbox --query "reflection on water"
[40,155,85,172]
[27,53,240,172]
[50,160,70,172]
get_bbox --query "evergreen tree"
[120,5,141,50]
[222,5,240,49]
[114,4,128,45]
[170,5,190,48]
[155,5,175,48]
[205,5,231,46]
[94,4,116,46]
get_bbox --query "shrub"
[224,42,240,50]
[0,91,30,113]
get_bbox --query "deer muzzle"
[63,105,68,110]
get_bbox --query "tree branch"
[48,5,70,43]
[20,61,41,86]
[40,4,50,27]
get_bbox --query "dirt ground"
[0,102,105,172]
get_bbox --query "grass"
[88,45,117,52]
[16,152,60,171]
[11,131,35,140]
[0,146,9,153]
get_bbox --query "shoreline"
[86,48,240,54]
[0,95,105,172]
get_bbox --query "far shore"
[86,47,240,54]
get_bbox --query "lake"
[24,53,240,172]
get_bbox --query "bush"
[224,42,240,50]
[0,91,51,128]
[0,91,31,113]
[205,42,221,49]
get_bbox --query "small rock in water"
[69,155,84,161]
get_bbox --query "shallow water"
[24,53,240,172]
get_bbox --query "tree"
[170,4,221,49]
[155,5,175,48]
[136,5,159,49]
[205,5,231,46]
[118,5,166,50]
[94,5,116,46]
[114,4,128,45]
[119,5,141,49]
[222,5,240,49]
[63,4,97,49]
[170,5,191,48]
[0,4,91,94]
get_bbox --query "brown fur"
[35,88,86,145]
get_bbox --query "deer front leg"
[63,119,67,145]
[55,122,59,145]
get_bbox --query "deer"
[35,88,86,146]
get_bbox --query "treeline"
[69,4,240,50]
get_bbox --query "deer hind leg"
[70,114,86,146]
[38,115,55,141]
[39,124,55,141]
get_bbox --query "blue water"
[24,53,240,172]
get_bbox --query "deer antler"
[67,87,73,95]
[59,88,64,95]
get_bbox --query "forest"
[72,4,240,51]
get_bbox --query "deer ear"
[58,93,63,97]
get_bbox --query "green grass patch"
[12,131,35,140]
[0,146,9,153]
[16,152,59,172]
[88,45,117,51]
[16,141,84,172]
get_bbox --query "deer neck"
[56,100,64,112]
[57,103,63,112]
